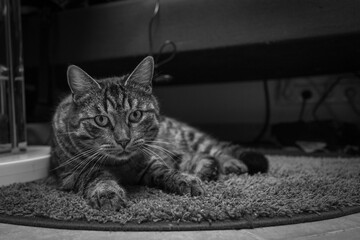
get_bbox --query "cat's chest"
[105,156,149,185]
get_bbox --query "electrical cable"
[298,98,307,122]
[252,79,270,144]
[148,0,159,57]
[155,40,177,68]
[312,77,341,121]
[306,78,338,122]
[349,72,360,116]
[148,0,177,70]
[345,86,360,117]
[298,90,312,122]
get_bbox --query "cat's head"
[66,56,160,163]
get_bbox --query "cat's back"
[157,115,212,150]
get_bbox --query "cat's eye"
[94,115,110,127]
[129,110,143,123]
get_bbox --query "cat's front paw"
[176,173,205,196]
[88,180,127,211]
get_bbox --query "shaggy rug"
[0,155,359,231]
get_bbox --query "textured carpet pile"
[0,155,359,228]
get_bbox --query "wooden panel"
[47,32,360,89]
[43,0,360,64]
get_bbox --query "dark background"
[20,0,360,152]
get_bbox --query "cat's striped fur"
[51,56,268,210]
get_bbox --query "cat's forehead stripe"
[117,93,124,110]
[107,99,116,111]
[105,94,117,111]
[104,84,156,111]
[122,95,131,111]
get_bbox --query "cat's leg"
[179,152,220,181]
[212,144,269,175]
[217,154,249,175]
[187,137,249,176]
[173,124,268,175]
[191,139,268,175]
[60,170,127,211]
[85,172,128,211]
[140,158,204,196]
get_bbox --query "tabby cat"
[51,56,268,211]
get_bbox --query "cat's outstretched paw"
[88,180,127,211]
[222,157,248,175]
[194,157,219,182]
[177,173,205,196]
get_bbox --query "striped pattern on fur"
[51,56,268,211]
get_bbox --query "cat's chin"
[102,150,139,165]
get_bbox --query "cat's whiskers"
[52,148,97,170]
[66,158,91,178]
[83,149,107,181]
[72,150,102,176]
[147,140,173,145]
[141,145,170,168]
[69,152,94,174]
[140,147,160,163]
[155,136,187,146]
[103,147,122,152]
[100,144,114,148]
[141,145,162,160]
[145,142,176,156]
[139,148,159,164]
[94,145,138,163]
[154,137,185,148]
[61,146,103,175]
[133,139,145,145]
[144,143,177,163]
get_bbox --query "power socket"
[276,74,360,105]
[276,77,322,104]
[326,77,360,103]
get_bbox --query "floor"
[0,213,360,240]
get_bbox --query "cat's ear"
[124,56,154,93]
[67,65,101,102]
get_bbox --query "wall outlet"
[276,78,320,104]
[276,74,360,106]
[326,76,360,103]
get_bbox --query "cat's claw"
[177,173,205,196]
[88,181,127,211]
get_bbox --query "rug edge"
[1,206,360,231]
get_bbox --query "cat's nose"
[116,139,130,149]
